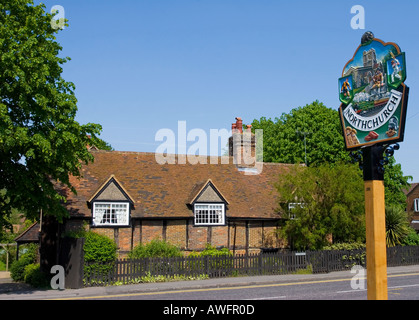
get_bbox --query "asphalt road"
[84,272,419,300]
[1,265,419,302]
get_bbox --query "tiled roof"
[62,151,292,220]
[14,222,40,243]
[404,183,419,195]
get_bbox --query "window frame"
[193,203,225,226]
[414,198,419,212]
[92,201,130,227]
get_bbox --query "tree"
[276,163,365,250]
[384,156,412,209]
[0,1,109,226]
[251,101,351,166]
[252,101,412,212]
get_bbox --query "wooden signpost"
[338,32,409,300]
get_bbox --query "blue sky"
[36,0,419,182]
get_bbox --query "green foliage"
[386,206,410,247]
[10,244,37,282]
[128,239,183,259]
[276,163,366,250]
[23,263,49,288]
[251,101,350,166]
[189,244,232,258]
[83,231,117,262]
[0,0,111,225]
[322,242,366,251]
[402,228,419,246]
[83,231,117,282]
[384,157,412,209]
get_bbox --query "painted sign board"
[338,33,409,150]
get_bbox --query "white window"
[93,202,129,226]
[194,203,225,226]
[415,198,419,212]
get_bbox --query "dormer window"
[188,179,228,226]
[194,203,225,226]
[88,175,134,227]
[93,202,129,226]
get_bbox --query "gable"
[88,175,134,206]
[95,181,126,201]
[189,179,229,205]
[196,184,224,203]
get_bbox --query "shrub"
[402,228,419,246]
[23,263,49,288]
[83,231,117,284]
[10,244,38,282]
[322,242,366,251]
[128,239,183,259]
[83,231,117,262]
[189,244,232,258]
[386,206,410,247]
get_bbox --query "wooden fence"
[83,246,419,287]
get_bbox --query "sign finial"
[361,31,374,44]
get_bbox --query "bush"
[10,244,38,282]
[189,244,232,258]
[83,231,118,284]
[402,228,419,246]
[23,263,49,288]
[322,242,366,251]
[128,239,183,259]
[83,231,117,263]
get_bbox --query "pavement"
[1,265,419,300]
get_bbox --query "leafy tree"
[276,163,365,250]
[252,101,412,224]
[0,1,110,226]
[384,156,412,209]
[251,101,350,166]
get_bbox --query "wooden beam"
[364,180,388,300]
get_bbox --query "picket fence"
[83,246,419,287]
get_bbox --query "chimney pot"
[235,117,243,133]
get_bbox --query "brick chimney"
[228,117,256,167]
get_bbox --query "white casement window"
[93,202,129,226]
[194,203,225,226]
[414,198,419,212]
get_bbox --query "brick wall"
[210,225,228,248]
[141,220,163,243]
[166,220,187,249]
[188,224,208,251]
[407,187,419,228]
[81,218,282,256]
[408,186,419,217]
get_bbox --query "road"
[71,271,419,300]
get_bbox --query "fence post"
[326,250,330,273]
[205,255,210,276]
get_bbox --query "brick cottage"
[53,118,291,257]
